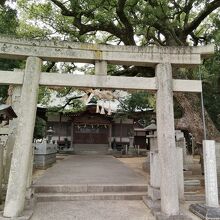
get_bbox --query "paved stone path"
[31,200,154,220]
[32,155,154,220]
[31,155,199,220]
[34,155,148,185]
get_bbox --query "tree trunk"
[175,92,220,144]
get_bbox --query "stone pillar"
[203,140,219,207]
[0,141,3,203]
[4,84,22,184]
[3,57,42,218]
[156,63,179,216]
[143,128,161,211]
[148,150,161,199]
[149,132,160,199]
[95,61,107,75]
[176,147,184,201]
[26,146,34,189]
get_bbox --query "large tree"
[0,4,20,103]
[14,0,220,143]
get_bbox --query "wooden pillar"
[108,124,112,150]
[58,112,62,141]
[71,122,74,150]
[156,63,179,216]
[120,118,122,144]
[4,57,42,217]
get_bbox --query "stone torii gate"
[0,36,214,219]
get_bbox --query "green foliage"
[34,116,46,139]
[47,99,85,114]
[61,99,86,113]
[38,86,52,105]
[118,91,155,113]
[202,47,220,130]
[0,6,18,34]
[6,0,220,134]
[0,6,21,103]
[16,0,220,48]
[116,91,155,126]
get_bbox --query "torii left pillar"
[3,57,42,218]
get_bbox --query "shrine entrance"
[72,111,110,154]
[0,36,214,219]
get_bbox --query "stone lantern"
[145,119,157,150]
[0,104,17,203]
[46,126,55,144]
[34,126,57,169]
[128,129,135,155]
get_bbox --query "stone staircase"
[184,177,205,201]
[183,159,205,202]
[73,144,109,155]
[34,184,148,202]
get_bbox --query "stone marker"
[204,140,219,207]
[190,140,220,220]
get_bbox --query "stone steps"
[34,183,205,203]
[34,184,148,202]
[34,184,148,193]
[184,186,203,192]
[36,192,148,202]
[184,193,205,201]
[184,179,203,192]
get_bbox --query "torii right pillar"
[156,63,189,220]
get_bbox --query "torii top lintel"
[0,36,214,67]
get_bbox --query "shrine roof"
[0,104,17,121]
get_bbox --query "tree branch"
[50,0,76,16]
[184,0,220,34]
[50,0,132,45]
[116,0,135,45]
[46,62,55,72]
[183,0,194,27]
[110,66,155,77]
[60,95,83,110]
